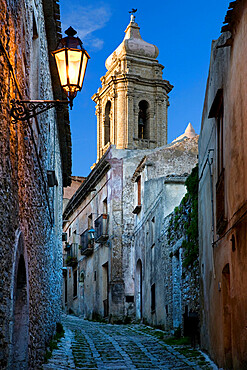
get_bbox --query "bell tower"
[92,15,173,161]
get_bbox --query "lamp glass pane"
[79,53,89,89]
[55,50,67,86]
[68,49,82,86]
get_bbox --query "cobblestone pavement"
[43,315,217,370]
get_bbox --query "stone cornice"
[92,73,173,102]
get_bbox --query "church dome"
[105,15,159,70]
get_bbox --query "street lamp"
[52,26,90,109]
[10,27,90,122]
[88,228,95,242]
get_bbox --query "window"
[103,198,108,215]
[65,277,67,304]
[88,214,93,229]
[138,100,149,139]
[151,283,155,313]
[217,105,224,178]
[209,89,226,234]
[137,176,141,206]
[133,176,142,214]
[73,230,77,243]
[151,217,155,246]
[73,270,77,298]
[165,305,169,317]
[126,295,134,303]
[104,101,111,145]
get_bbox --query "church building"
[63,14,198,325]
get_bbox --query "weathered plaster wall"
[199,3,247,368]
[0,0,66,368]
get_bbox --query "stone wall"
[0,0,69,368]
[162,175,200,334]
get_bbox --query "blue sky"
[59,0,230,177]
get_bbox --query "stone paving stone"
[42,314,216,369]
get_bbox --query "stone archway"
[138,100,149,140]
[136,259,142,320]
[9,232,29,369]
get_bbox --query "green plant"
[182,165,199,270]
[44,322,65,363]
[65,256,78,267]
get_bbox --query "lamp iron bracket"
[10,99,69,123]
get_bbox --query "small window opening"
[231,234,236,252]
[88,214,93,229]
[138,100,149,139]
[104,101,111,145]
[73,270,77,298]
[32,12,38,39]
[151,217,155,246]
[103,198,108,214]
[165,305,169,317]
[137,176,141,206]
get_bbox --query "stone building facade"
[199,1,247,368]
[63,14,173,322]
[0,0,71,368]
[133,139,199,330]
[63,15,199,327]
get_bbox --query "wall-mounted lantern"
[52,26,90,109]
[10,27,90,123]
[88,228,95,242]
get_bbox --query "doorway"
[12,254,29,369]
[102,262,109,317]
[136,259,142,319]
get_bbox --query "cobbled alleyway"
[43,315,217,370]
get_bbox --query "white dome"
[105,16,159,70]
[172,123,197,142]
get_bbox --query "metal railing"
[94,214,108,243]
[80,229,93,256]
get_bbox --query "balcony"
[80,229,94,256]
[216,169,227,234]
[64,243,78,258]
[94,214,108,243]
[64,243,78,268]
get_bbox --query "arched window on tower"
[104,101,111,146]
[138,100,149,139]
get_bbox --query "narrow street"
[43,315,216,370]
